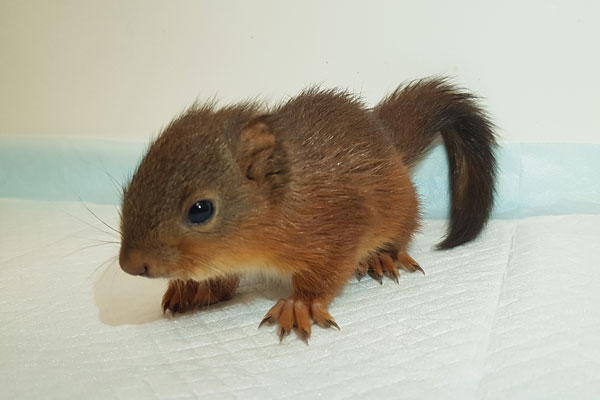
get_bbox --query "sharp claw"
[368,270,383,284]
[391,274,399,284]
[278,327,290,342]
[297,329,310,345]
[259,316,273,328]
[415,265,425,275]
[356,268,367,281]
[327,319,341,330]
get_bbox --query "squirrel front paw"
[162,277,239,315]
[259,297,339,343]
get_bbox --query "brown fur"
[375,78,497,248]
[119,78,497,342]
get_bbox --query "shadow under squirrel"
[119,77,497,342]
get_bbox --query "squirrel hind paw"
[358,249,424,284]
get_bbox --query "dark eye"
[186,200,214,225]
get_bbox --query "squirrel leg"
[259,267,350,343]
[162,276,239,315]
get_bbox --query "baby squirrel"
[119,77,497,342]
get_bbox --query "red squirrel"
[119,78,497,342]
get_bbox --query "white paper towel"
[0,199,599,399]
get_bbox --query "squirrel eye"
[186,200,214,225]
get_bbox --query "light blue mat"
[1,136,598,219]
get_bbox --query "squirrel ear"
[238,118,275,184]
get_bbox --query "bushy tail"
[374,77,497,249]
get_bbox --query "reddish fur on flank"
[119,78,497,342]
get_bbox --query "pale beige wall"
[1,0,598,142]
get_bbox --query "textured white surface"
[1,199,599,399]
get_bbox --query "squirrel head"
[119,104,287,280]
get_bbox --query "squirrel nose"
[119,248,152,277]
